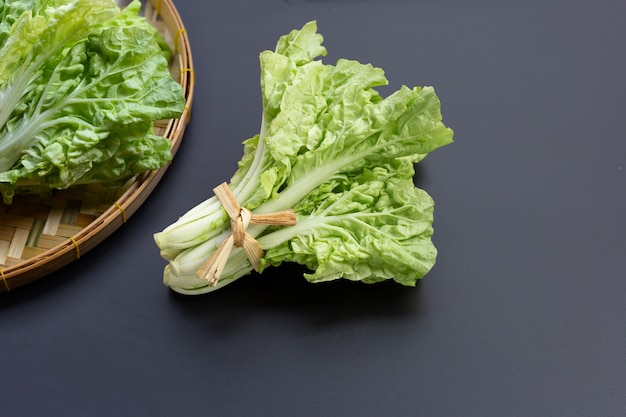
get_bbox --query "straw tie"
[196,182,296,286]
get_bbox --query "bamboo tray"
[0,0,194,293]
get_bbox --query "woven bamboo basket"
[0,0,194,293]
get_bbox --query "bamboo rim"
[0,0,194,293]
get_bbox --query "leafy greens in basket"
[154,21,453,295]
[0,0,186,204]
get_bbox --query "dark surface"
[2,1,626,416]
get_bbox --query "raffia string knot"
[196,182,297,286]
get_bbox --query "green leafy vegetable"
[154,21,453,295]
[0,0,186,204]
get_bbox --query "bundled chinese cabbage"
[154,21,453,295]
[0,0,186,203]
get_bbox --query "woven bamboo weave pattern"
[0,185,126,268]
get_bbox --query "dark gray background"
[2,1,625,416]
